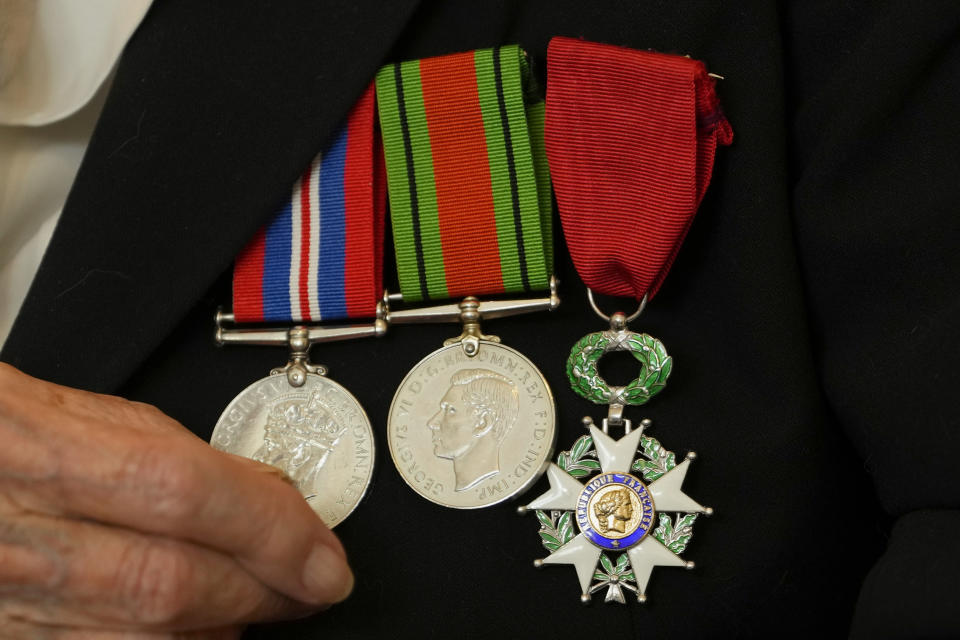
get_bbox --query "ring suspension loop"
[586,289,648,324]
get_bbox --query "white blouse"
[0,0,153,347]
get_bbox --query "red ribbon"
[545,36,733,301]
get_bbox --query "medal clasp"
[216,308,389,386]
[383,275,560,357]
[215,307,389,347]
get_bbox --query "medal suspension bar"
[384,275,559,357]
[214,274,559,376]
[215,274,558,345]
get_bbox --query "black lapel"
[1,0,421,392]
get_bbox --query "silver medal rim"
[387,340,557,509]
[211,373,375,528]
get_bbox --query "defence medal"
[210,85,384,528]
[520,36,734,602]
[375,46,559,508]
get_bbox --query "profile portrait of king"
[253,388,346,493]
[427,368,519,491]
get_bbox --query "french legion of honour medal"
[374,45,559,508]
[210,86,384,528]
[519,37,734,602]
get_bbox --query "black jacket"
[4,1,959,638]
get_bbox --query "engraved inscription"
[388,342,555,509]
[576,472,655,551]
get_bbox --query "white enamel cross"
[525,419,709,603]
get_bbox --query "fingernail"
[303,543,354,604]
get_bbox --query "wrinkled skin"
[0,363,353,639]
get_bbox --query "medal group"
[209,36,732,604]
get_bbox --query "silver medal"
[385,290,560,509]
[212,373,374,528]
[211,320,383,528]
[388,340,555,508]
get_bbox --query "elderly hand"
[0,363,353,639]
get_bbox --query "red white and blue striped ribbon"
[232,84,384,323]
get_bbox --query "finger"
[59,432,353,605]
[0,365,196,441]
[0,368,289,484]
[0,512,316,632]
[227,455,294,486]
[2,619,242,640]
[0,369,353,605]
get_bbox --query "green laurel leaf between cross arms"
[556,434,601,478]
[617,553,635,582]
[630,433,677,481]
[652,513,698,555]
[536,510,575,552]
[593,552,636,584]
[600,553,615,575]
[565,330,672,406]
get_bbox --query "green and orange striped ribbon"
[376,45,552,302]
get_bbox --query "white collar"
[0,0,153,126]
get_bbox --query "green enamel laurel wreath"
[565,331,672,405]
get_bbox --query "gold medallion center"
[586,483,646,539]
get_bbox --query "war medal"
[387,294,557,508]
[375,46,558,508]
[211,331,378,528]
[210,85,384,528]
[520,37,734,602]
